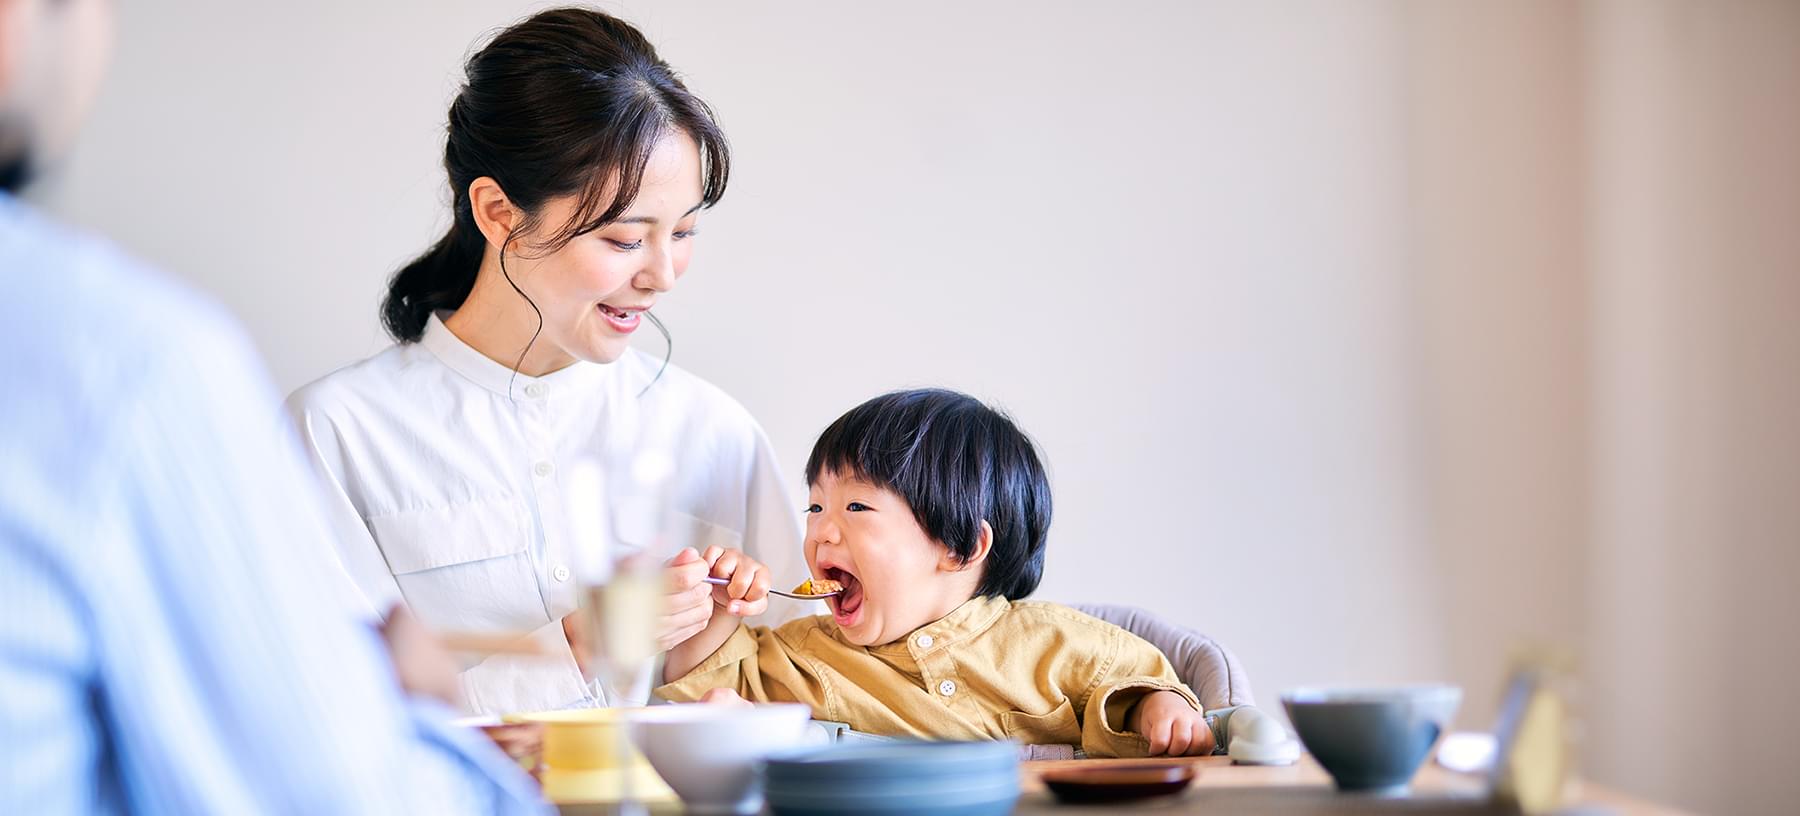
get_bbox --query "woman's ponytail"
[381,208,485,341]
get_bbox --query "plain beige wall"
[1585,1,1800,811]
[42,0,1448,706]
[35,1,1799,811]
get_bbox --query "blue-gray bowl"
[1280,685,1461,795]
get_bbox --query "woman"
[287,7,809,715]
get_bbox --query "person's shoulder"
[284,341,420,423]
[0,198,256,404]
[623,349,766,441]
[1007,600,1123,633]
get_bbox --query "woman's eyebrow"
[614,202,705,226]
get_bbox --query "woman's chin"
[571,335,631,365]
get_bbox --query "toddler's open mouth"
[822,566,864,626]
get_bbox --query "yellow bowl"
[503,708,676,804]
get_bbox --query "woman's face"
[507,131,704,366]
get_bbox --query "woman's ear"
[942,520,995,572]
[468,176,519,251]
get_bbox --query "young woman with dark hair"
[286,7,808,716]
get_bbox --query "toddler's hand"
[699,688,753,708]
[700,546,771,617]
[1127,690,1214,757]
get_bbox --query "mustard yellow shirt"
[655,596,1200,758]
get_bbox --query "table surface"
[558,755,1686,816]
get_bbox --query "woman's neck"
[442,268,577,378]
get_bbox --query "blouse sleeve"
[285,396,404,621]
[733,416,815,625]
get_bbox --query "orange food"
[794,578,844,595]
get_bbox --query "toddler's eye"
[805,504,822,514]
[846,502,870,512]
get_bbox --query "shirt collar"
[419,311,602,399]
[867,595,1012,661]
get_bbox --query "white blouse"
[286,313,813,715]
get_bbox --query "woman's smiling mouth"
[596,302,642,333]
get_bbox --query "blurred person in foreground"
[0,0,545,812]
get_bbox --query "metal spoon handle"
[701,575,839,600]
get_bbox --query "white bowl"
[627,703,816,814]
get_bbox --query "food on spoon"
[793,578,844,596]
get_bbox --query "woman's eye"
[846,502,870,512]
[607,238,644,251]
[673,228,699,241]
[805,504,822,514]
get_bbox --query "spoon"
[702,575,842,600]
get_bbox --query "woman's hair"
[805,389,1054,601]
[382,6,730,343]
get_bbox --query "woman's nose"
[636,243,677,293]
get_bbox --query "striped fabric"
[0,193,547,815]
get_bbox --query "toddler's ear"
[942,520,995,572]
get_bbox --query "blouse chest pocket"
[368,497,543,632]
[1000,698,1082,747]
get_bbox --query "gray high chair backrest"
[1069,604,1255,710]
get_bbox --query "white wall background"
[36,1,1799,812]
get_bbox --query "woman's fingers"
[664,547,707,593]
[655,598,713,650]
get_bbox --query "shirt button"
[938,679,957,697]
[915,634,934,649]
[534,461,554,478]
[525,383,545,398]
[553,565,571,582]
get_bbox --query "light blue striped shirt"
[0,193,549,815]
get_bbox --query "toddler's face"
[804,470,980,646]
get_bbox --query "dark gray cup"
[1280,685,1462,795]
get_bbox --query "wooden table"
[559,755,1685,815]
[1013,756,1682,815]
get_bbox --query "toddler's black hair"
[804,389,1052,600]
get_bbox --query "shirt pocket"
[1000,698,1082,746]
[369,497,543,632]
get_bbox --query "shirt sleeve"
[92,314,546,814]
[286,395,405,621]
[735,418,815,625]
[653,621,829,714]
[1079,627,1204,758]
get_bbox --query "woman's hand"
[657,547,717,651]
[1126,691,1214,757]
[378,605,461,705]
[699,545,771,618]
[659,549,770,684]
